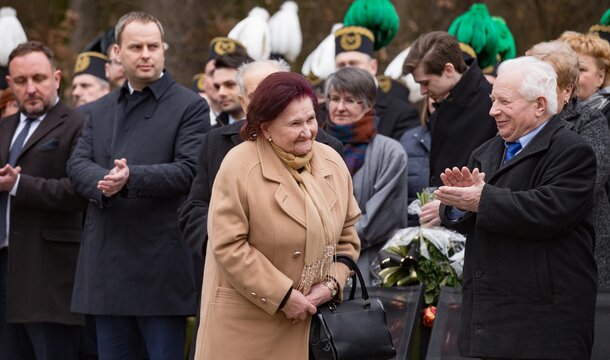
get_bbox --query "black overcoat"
[428,62,498,187]
[441,117,598,359]
[67,72,210,315]
[0,102,86,324]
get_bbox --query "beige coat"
[195,138,361,360]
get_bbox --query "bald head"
[237,59,290,112]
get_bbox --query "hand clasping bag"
[309,254,396,360]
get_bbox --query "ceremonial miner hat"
[343,0,399,51]
[268,1,302,63]
[590,9,610,44]
[207,37,248,63]
[227,7,271,61]
[192,73,205,93]
[335,26,375,56]
[448,3,500,69]
[74,51,108,81]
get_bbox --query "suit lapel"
[18,103,65,160]
[0,114,20,165]
[485,117,561,183]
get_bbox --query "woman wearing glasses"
[324,67,409,284]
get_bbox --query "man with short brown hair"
[67,11,210,359]
[404,31,497,227]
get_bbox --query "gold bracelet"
[323,278,338,297]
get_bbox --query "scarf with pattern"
[325,110,376,175]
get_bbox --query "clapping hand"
[97,158,130,197]
[435,167,486,213]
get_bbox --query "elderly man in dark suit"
[0,41,86,359]
[437,56,598,360]
[67,11,209,360]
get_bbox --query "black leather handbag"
[309,254,396,360]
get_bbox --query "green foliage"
[380,237,461,306]
[417,239,461,305]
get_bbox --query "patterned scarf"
[268,141,337,295]
[582,86,610,111]
[325,110,377,175]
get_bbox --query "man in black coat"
[0,41,86,359]
[67,12,210,359]
[437,57,597,360]
[403,31,498,227]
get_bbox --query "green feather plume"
[343,0,400,50]
[600,8,610,25]
[448,3,499,69]
[492,16,516,61]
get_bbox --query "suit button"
[474,269,483,279]
[293,251,302,258]
[260,298,267,304]
[250,292,256,297]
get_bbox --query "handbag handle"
[335,254,371,307]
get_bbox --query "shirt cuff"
[9,174,20,196]
[446,206,466,221]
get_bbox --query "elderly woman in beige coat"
[194,71,361,359]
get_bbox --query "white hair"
[497,56,558,115]
[236,59,289,96]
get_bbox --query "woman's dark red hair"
[240,71,318,141]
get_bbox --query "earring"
[564,99,569,105]
[268,137,273,142]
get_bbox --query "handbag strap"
[336,254,370,306]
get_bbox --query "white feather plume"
[228,7,271,61]
[268,1,302,62]
[0,7,27,67]
[384,46,424,103]
[301,23,343,80]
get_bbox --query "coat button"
[474,269,483,279]
[293,251,302,258]
[260,298,267,303]
[250,292,256,297]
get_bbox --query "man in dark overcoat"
[437,57,598,360]
[0,41,86,359]
[67,11,210,359]
[403,31,498,228]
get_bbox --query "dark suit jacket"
[67,72,210,315]
[374,89,419,140]
[0,102,86,325]
[177,121,343,288]
[441,117,597,359]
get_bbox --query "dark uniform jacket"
[67,72,210,315]
[441,117,597,359]
[428,62,497,187]
[0,102,86,324]
[177,120,343,287]
[374,89,419,140]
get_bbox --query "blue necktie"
[0,118,36,244]
[504,141,522,164]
